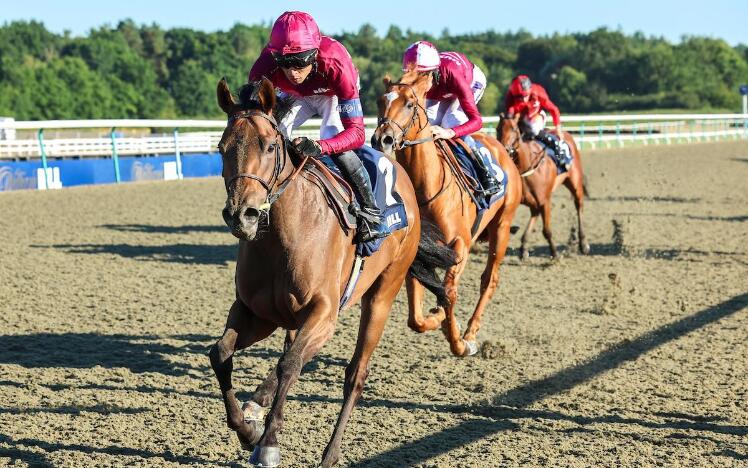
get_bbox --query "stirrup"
[355,215,390,243]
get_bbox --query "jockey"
[402,41,502,196]
[248,11,389,242]
[504,75,566,164]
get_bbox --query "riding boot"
[333,151,391,243]
[537,130,568,169]
[470,147,502,196]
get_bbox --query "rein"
[500,122,545,178]
[379,82,433,149]
[225,110,309,210]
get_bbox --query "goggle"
[272,49,318,69]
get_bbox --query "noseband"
[378,83,433,149]
[224,110,307,210]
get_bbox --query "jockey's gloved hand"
[291,137,322,158]
[431,126,456,140]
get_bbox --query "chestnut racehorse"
[496,115,590,259]
[210,78,454,467]
[373,71,522,357]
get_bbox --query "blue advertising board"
[0,153,222,192]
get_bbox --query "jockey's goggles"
[272,49,318,69]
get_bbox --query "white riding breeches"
[425,64,487,129]
[277,93,344,140]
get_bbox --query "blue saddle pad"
[540,136,573,174]
[319,146,408,257]
[450,140,507,213]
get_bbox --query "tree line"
[1,20,747,120]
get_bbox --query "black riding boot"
[537,130,562,156]
[470,148,502,196]
[333,151,391,243]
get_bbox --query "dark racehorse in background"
[209,78,454,467]
[497,115,590,259]
[373,71,522,357]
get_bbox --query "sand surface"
[1,141,746,467]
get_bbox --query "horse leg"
[520,207,540,261]
[406,274,445,333]
[565,173,590,255]
[541,203,558,259]
[321,272,402,467]
[209,300,277,451]
[243,330,297,423]
[463,210,514,348]
[250,302,336,467]
[441,237,471,356]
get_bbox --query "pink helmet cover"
[268,11,321,55]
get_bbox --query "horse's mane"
[236,80,295,122]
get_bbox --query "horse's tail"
[408,219,458,308]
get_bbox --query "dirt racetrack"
[1,141,746,467]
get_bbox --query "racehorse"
[373,71,522,358]
[210,77,454,467]
[496,114,590,259]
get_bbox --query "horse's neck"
[517,140,540,171]
[267,172,330,249]
[397,141,445,199]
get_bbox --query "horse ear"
[217,78,236,115]
[382,74,392,88]
[257,77,276,115]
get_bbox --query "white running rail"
[2,114,747,159]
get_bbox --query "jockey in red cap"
[402,41,502,196]
[249,11,389,242]
[504,75,566,166]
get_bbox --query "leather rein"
[501,121,545,178]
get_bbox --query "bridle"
[224,109,308,211]
[500,118,546,178]
[378,83,433,149]
[500,119,522,160]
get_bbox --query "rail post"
[37,128,51,190]
[110,127,121,183]
[579,123,585,150]
[616,121,622,147]
[173,128,183,179]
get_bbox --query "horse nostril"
[241,207,260,224]
[382,135,394,147]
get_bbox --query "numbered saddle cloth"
[448,139,507,212]
[542,136,573,174]
[318,145,408,257]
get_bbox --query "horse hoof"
[463,340,479,357]
[243,401,265,422]
[249,445,281,467]
[580,243,590,255]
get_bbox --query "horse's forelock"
[237,81,295,122]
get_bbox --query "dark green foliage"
[0,21,746,119]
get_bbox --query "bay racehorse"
[210,78,454,467]
[496,114,590,259]
[373,71,522,357]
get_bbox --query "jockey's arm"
[448,78,483,138]
[317,60,366,155]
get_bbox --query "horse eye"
[267,144,276,153]
[406,102,414,109]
